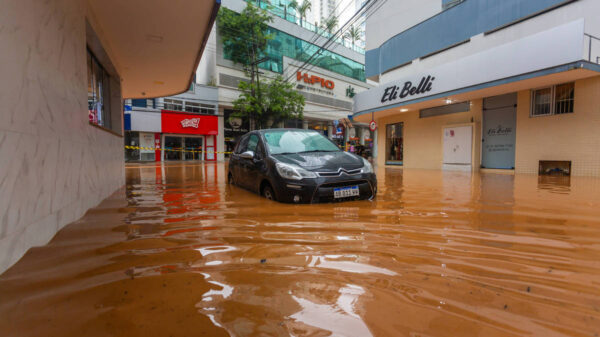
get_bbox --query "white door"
[139,132,156,161]
[443,125,472,171]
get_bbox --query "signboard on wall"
[161,110,218,135]
[354,19,584,114]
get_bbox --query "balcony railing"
[584,33,600,64]
[247,0,365,54]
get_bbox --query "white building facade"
[355,0,600,176]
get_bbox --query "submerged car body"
[227,129,377,203]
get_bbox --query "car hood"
[273,151,364,171]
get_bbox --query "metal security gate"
[482,93,517,169]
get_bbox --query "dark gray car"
[227,129,377,203]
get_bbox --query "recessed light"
[445,98,452,104]
[400,108,408,112]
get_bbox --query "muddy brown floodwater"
[1,162,600,337]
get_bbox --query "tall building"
[124,0,373,163]
[355,0,600,176]
[319,0,337,23]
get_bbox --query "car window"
[234,135,249,154]
[255,141,265,160]
[247,134,259,152]
[263,130,340,154]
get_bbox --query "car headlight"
[361,157,373,174]
[275,162,317,180]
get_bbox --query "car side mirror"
[240,151,254,160]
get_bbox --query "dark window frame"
[530,82,575,117]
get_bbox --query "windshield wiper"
[297,150,339,153]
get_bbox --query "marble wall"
[0,0,125,272]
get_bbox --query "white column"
[217,115,225,161]
[302,120,309,129]
[373,129,378,159]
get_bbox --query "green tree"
[297,0,312,27]
[322,15,339,35]
[232,76,305,129]
[284,0,298,20]
[287,0,299,11]
[217,4,273,68]
[344,25,362,48]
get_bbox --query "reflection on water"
[1,162,600,337]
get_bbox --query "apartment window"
[200,104,216,114]
[185,101,201,113]
[164,99,183,111]
[182,101,216,114]
[87,49,111,128]
[131,99,147,108]
[531,82,574,117]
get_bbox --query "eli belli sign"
[381,75,435,103]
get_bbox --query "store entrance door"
[164,136,183,161]
[482,93,517,169]
[184,137,203,161]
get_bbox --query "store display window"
[386,123,403,165]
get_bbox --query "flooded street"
[1,162,600,337]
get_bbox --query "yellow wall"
[376,99,483,169]
[375,76,600,176]
[514,76,600,176]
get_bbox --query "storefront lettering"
[381,75,435,103]
[487,125,512,136]
[297,71,335,90]
[180,118,200,128]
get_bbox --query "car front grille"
[317,168,362,177]
[319,180,369,188]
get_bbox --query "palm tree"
[344,25,362,48]
[297,0,312,27]
[286,0,298,20]
[322,15,339,35]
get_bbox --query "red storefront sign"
[161,110,218,135]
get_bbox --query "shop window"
[124,131,140,162]
[87,49,111,129]
[386,123,404,165]
[164,99,183,111]
[531,82,574,117]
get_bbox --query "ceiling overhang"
[87,0,220,99]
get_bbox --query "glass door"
[184,137,203,161]
[386,123,403,165]
[164,136,183,160]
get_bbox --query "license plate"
[333,186,359,199]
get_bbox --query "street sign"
[369,120,377,132]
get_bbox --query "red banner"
[161,110,218,135]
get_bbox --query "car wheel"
[262,184,275,201]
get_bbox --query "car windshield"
[263,130,341,155]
